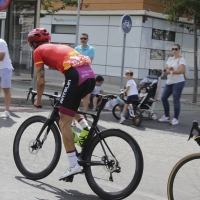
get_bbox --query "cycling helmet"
[28,28,51,43]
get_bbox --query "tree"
[156,0,200,103]
[41,0,89,16]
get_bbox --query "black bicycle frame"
[34,95,115,167]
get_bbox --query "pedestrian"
[158,44,186,125]
[90,75,104,111]
[0,38,13,118]
[75,33,95,118]
[27,28,95,180]
[119,70,138,124]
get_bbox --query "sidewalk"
[1,72,200,110]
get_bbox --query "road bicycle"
[112,92,142,127]
[167,120,200,200]
[13,88,144,200]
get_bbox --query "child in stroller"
[137,75,160,120]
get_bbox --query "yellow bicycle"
[167,120,200,200]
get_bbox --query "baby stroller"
[137,74,161,120]
[112,74,161,125]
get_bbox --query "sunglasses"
[80,38,88,40]
[172,48,179,51]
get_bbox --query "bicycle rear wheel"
[112,104,121,120]
[167,153,200,200]
[13,116,62,180]
[84,129,143,200]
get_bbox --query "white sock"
[67,151,78,168]
[71,119,76,127]
[78,117,88,129]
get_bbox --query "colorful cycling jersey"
[33,43,91,74]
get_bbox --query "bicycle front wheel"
[167,153,200,200]
[84,129,143,200]
[13,116,62,180]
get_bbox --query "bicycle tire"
[84,129,143,200]
[133,107,142,127]
[167,153,200,200]
[112,104,121,120]
[13,115,62,180]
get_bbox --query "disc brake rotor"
[28,140,41,154]
[103,156,117,173]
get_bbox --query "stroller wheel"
[150,113,157,120]
[133,107,142,127]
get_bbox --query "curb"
[1,96,200,111]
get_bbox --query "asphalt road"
[0,106,200,200]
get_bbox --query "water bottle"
[71,127,78,143]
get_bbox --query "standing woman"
[159,44,186,125]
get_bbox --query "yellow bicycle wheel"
[167,153,200,200]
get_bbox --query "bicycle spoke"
[90,136,137,193]
[18,122,56,173]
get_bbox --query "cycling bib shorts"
[59,65,95,117]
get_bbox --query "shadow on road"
[15,176,100,200]
[0,117,17,128]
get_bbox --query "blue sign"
[0,0,11,10]
[121,15,132,34]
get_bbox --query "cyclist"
[27,28,95,180]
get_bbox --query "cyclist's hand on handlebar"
[34,100,42,108]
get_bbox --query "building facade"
[0,0,37,76]
[40,10,199,94]
[1,0,199,93]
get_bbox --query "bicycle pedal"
[194,136,200,146]
[62,175,74,182]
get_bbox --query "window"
[152,29,175,42]
[52,25,76,34]
[150,49,173,60]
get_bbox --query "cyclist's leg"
[93,95,98,110]
[82,93,90,113]
[74,112,89,129]
[75,78,95,146]
[59,67,95,179]
[59,68,83,179]
[120,95,138,123]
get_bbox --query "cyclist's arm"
[123,86,130,94]
[36,66,45,105]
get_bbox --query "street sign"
[120,15,132,89]
[0,12,6,19]
[121,15,132,34]
[0,0,11,10]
